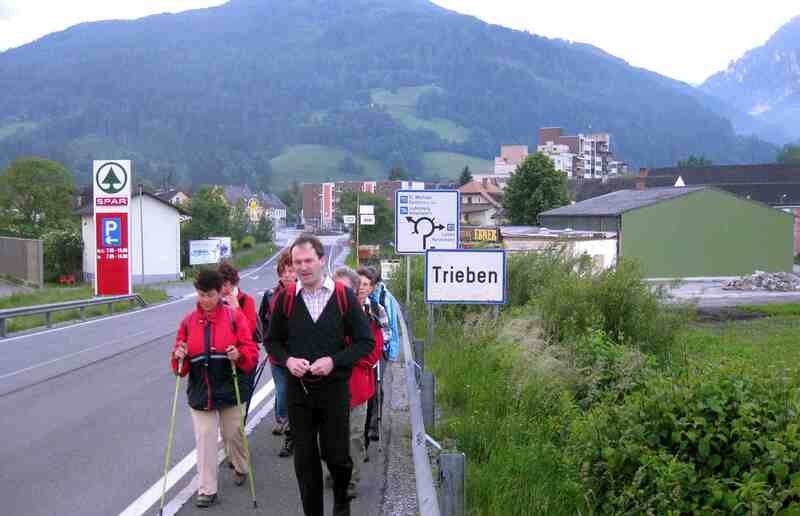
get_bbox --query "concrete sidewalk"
[170,366,397,516]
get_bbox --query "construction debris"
[724,271,800,292]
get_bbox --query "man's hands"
[226,345,240,362]
[286,356,334,377]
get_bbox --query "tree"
[229,199,251,243]
[502,153,569,225]
[777,144,800,164]
[677,155,713,168]
[254,215,273,243]
[337,191,393,245]
[388,167,406,180]
[0,157,77,238]
[458,166,473,186]
[278,180,302,224]
[337,156,364,177]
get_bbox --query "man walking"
[268,235,374,516]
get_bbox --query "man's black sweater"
[267,284,374,382]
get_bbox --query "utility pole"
[356,189,360,267]
[139,183,145,285]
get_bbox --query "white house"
[78,192,187,284]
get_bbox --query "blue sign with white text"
[101,218,122,248]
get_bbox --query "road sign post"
[93,160,132,296]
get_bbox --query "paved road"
[0,232,356,516]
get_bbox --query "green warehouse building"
[539,187,794,278]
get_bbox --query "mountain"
[0,0,777,189]
[701,16,800,145]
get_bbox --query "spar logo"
[95,162,128,195]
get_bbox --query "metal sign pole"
[406,256,411,308]
[426,302,434,350]
[356,190,360,267]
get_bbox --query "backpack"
[281,281,350,322]
[238,293,263,343]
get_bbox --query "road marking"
[1,247,287,343]
[118,378,276,516]
[0,329,151,380]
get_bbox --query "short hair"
[291,234,325,259]
[217,261,240,285]
[356,266,379,286]
[277,250,293,275]
[333,266,360,291]
[194,269,224,292]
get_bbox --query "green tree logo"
[95,163,128,194]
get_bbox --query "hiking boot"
[278,435,294,457]
[346,483,358,500]
[234,470,246,486]
[271,421,284,435]
[194,493,217,508]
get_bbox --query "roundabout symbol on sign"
[95,162,128,195]
[406,216,445,250]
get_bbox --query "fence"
[400,307,465,516]
[0,236,43,286]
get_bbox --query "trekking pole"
[244,359,267,424]
[231,360,258,508]
[377,360,383,452]
[159,358,183,516]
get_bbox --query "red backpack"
[282,281,350,320]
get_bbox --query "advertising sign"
[343,215,356,225]
[360,214,376,225]
[209,236,233,259]
[190,240,222,265]
[93,160,132,296]
[395,190,459,254]
[425,249,506,304]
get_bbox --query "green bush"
[240,235,256,249]
[569,368,800,515]
[42,226,83,282]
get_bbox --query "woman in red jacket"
[332,266,382,500]
[172,270,259,508]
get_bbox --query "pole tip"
[253,501,258,508]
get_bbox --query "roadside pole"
[427,302,434,350]
[356,190,360,267]
[406,256,411,307]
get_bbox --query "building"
[500,226,617,271]
[260,192,288,227]
[493,145,529,177]
[155,189,190,207]
[539,127,627,179]
[458,178,505,226]
[77,192,188,284]
[539,187,793,278]
[302,180,425,230]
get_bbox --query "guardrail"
[0,294,147,338]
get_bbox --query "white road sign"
[189,240,221,265]
[360,214,376,225]
[209,236,233,258]
[93,160,131,213]
[343,215,357,225]
[359,205,374,215]
[395,190,459,254]
[425,249,506,304]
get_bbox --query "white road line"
[1,247,287,344]
[118,378,276,516]
[0,329,151,380]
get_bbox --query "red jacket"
[349,318,383,407]
[236,290,258,339]
[171,302,259,410]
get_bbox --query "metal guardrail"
[398,307,442,516]
[0,294,147,338]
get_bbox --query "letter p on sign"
[102,218,121,247]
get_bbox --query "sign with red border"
[93,160,132,296]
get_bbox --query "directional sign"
[359,205,374,215]
[93,160,132,296]
[425,249,506,304]
[360,214,375,225]
[395,190,459,254]
[343,215,357,225]
[190,240,222,265]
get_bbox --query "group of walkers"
[167,234,400,516]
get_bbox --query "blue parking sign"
[102,218,122,248]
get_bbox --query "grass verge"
[231,243,279,271]
[0,285,168,334]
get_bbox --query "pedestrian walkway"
[171,365,395,516]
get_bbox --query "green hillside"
[422,152,492,179]
[270,145,386,185]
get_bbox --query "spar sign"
[93,160,132,296]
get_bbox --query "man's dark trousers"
[287,376,352,516]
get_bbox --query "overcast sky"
[0,0,798,84]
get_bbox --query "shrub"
[568,368,800,515]
[42,226,83,282]
[240,235,256,249]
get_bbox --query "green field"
[0,121,38,140]
[269,144,386,186]
[370,85,471,143]
[422,151,492,179]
